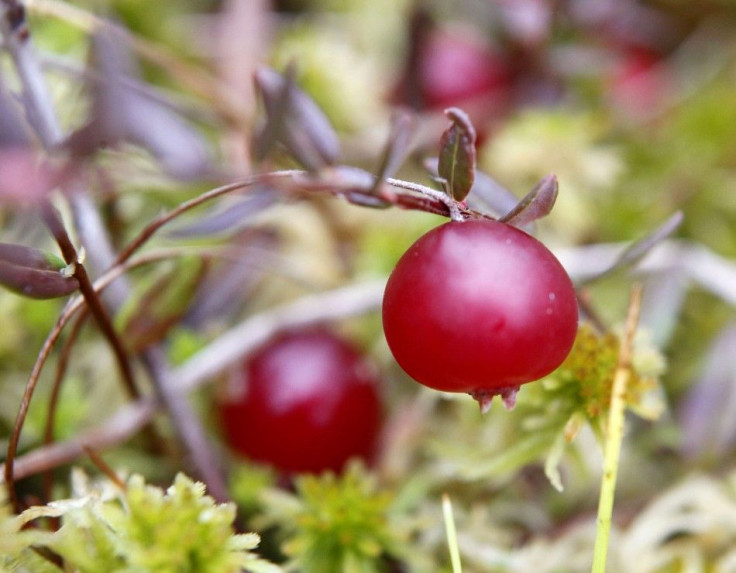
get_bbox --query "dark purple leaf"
[0,243,78,299]
[254,67,340,170]
[167,187,276,238]
[499,173,558,227]
[0,243,64,269]
[465,169,520,217]
[372,109,415,190]
[0,82,31,147]
[66,25,211,180]
[437,107,476,201]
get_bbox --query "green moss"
[4,472,280,573]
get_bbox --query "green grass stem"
[442,493,463,573]
[591,284,643,573]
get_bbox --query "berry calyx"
[382,219,578,412]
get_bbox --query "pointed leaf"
[0,81,31,147]
[610,210,684,270]
[0,243,78,299]
[254,66,325,170]
[582,211,684,283]
[167,187,276,238]
[437,107,476,201]
[0,243,65,269]
[499,173,558,227]
[254,67,340,170]
[67,26,211,180]
[466,169,524,218]
[371,109,415,190]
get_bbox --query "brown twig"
[113,168,487,268]
[4,297,78,512]
[41,205,142,400]
[5,399,157,483]
[82,446,127,490]
[113,172,299,265]
[42,310,88,504]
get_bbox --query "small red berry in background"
[609,48,668,119]
[218,328,383,474]
[416,28,511,111]
[382,219,578,412]
[393,14,512,145]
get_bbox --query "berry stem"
[591,283,643,573]
[386,177,465,221]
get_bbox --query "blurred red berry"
[218,328,383,474]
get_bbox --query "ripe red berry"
[382,219,578,412]
[218,328,382,474]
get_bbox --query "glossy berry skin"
[382,219,578,409]
[218,329,382,474]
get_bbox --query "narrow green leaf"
[437,107,477,202]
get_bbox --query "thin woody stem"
[42,310,87,504]
[387,177,465,221]
[41,205,142,400]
